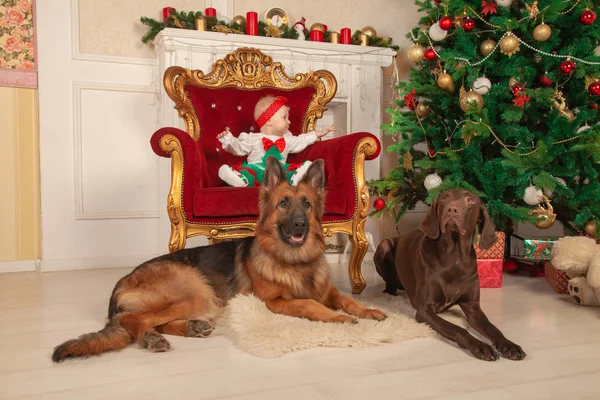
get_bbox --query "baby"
[217,95,336,187]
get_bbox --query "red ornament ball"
[462,17,476,32]
[589,81,600,96]
[434,0,442,3]
[503,258,520,274]
[590,104,599,110]
[439,16,453,30]
[423,48,437,61]
[539,75,553,87]
[428,148,436,157]
[511,83,526,96]
[580,9,596,25]
[560,60,576,75]
[373,197,386,211]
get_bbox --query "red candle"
[205,7,216,17]
[246,11,258,35]
[340,27,352,44]
[310,30,324,42]
[163,7,175,22]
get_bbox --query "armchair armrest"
[150,127,209,194]
[294,132,380,187]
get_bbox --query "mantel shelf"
[155,28,397,66]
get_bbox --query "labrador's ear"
[478,203,497,250]
[420,197,440,239]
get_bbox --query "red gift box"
[543,261,569,294]
[477,259,503,288]
[474,231,506,259]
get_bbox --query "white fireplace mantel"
[154,28,396,247]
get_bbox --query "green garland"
[140,9,398,50]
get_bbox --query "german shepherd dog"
[52,157,387,362]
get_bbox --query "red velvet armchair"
[150,48,380,293]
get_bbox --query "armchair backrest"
[163,47,337,186]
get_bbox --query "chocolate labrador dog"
[374,188,526,361]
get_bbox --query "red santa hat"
[294,17,306,30]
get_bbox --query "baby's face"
[268,106,291,136]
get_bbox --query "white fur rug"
[219,292,467,358]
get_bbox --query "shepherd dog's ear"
[300,159,325,192]
[263,156,286,191]
[419,197,440,239]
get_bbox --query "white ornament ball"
[496,0,513,8]
[218,15,231,24]
[424,173,443,191]
[429,22,448,42]
[472,77,492,95]
[523,185,543,205]
[544,177,567,198]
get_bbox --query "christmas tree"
[370,0,600,234]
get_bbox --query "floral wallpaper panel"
[0,0,36,88]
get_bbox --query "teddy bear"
[551,236,600,306]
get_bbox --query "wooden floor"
[1,260,599,400]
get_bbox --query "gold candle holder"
[195,17,206,31]
[359,33,368,46]
[330,32,340,44]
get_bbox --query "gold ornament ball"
[361,26,377,37]
[407,44,425,62]
[310,23,325,32]
[232,15,246,26]
[533,23,551,42]
[437,73,455,92]
[416,103,431,118]
[499,34,519,55]
[480,39,496,57]
[585,221,597,238]
[460,90,484,112]
[560,109,575,122]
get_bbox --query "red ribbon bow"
[262,137,286,152]
[482,1,498,16]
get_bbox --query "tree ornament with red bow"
[513,94,530,108]
[373,197,386,211]
[589,81,600,96]
[580,9,596,25]
[481,1,498,16]
[560,59,576,75]
[462,17,476,31]
[404,88,418,110]
[424,48,437,61]
[439,16,453,30]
